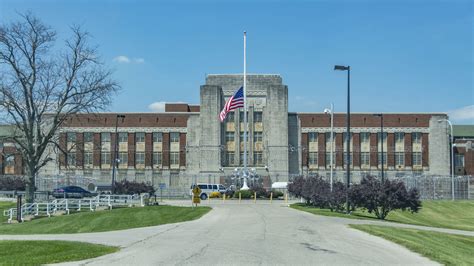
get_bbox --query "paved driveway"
[1,201,438,265]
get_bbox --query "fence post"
[140,194,144,207]
[254,192,257,204]
[35,203,39,216]
[239,192,241,204]
[65,199,69,214]
[270,192,273,203]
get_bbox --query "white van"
[190,183,227,200]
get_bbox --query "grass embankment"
[0,240,118,265]
[0,205,211,234]
[350,225,474,266]
[292,200,474,231]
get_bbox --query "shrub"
[328,181,347,212]
[271,190,284,199]
[113,180,155,195]
[301,175,331,208]
[0,176,27,191]
[209,191,221,198]
[250,183,268,198]
[349,176,421,220]
[288,175,305,198]
[233,190,253,199]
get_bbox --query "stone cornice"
[59,127,187,133]
[301,127,430,133]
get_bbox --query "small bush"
[271,190,284,199]
[349,176,421,220]
[209,191,221,198]
[233,190,253,199]
[328,181,347,212]
[114,180,155,195]
[288,176,305,198]
[250,183,268,198]
[0,176,27,191]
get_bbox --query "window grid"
[170,133,180,143]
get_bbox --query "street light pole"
[334,65,351,213]
[112,114,125,194]
[324,104,334,192]
[438,119,454,200]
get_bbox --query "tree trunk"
[25,163,36,203]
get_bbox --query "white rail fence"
[3,194,147,223]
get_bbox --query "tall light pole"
[334,65,350,213]
[438,119,454,200]
[112,114,125,193]
[324,103,334,192]
[373,114,384,182]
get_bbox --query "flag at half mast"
[219,86,244,122]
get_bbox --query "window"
[361,152,370,168]
[309,132,317,142]
[226,152,235,166]
[67,152,76,167]
[84,152,93,167]
[84,132,93,143]
[170,152,180,165]
[135,132,145,143]
[153,152,162,166]
[395,152,404,167]
[377,132,387,143]
[254,112,262,123]
[343,152,353,167]
[67,132,76,143]
[308,152,318,165]
[101,152,110,165]
[254,132,262,142]
[455,154,464,167]
[412,152,422,166]
[412,132,421,144]
[153,132,162,142]
[254,152,263,166]
[360,132,370,144]
[136,152,145,165]
[226,112,235,122]
[325,152,335,168]
[119,152,128,165]
[378,152,387,168]
[118,132,128,143]
[240,134,249,143]
[343,132,353,143]
[239,111,248,122]
[240,152,245,165]
[170,132,180,143]
[395,132,404,144]
[225,132,235,142]
[4,155,15,174]
[101,132,111,143]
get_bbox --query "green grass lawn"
[0,201,16,223]
[350,225,474,266]
[291,200,474,231]
[0,240,118,265]
[0,205,211,234]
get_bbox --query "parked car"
[52,186,97,199]
[190,183,227,200]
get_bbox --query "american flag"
[220,86,244,122]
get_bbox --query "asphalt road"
[1,201,438,265]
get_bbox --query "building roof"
[0,125,16,138]
[453,125,474,138]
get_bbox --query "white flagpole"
[242,31,249,190]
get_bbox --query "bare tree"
[0,13,119,202]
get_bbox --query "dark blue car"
[52,186,97,199]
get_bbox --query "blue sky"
[1,0,473,124]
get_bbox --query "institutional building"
[2,74,457,190]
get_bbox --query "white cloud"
[449,105,474,121]
[113,55,131,63]
[148,102,166,112]
[134,58,145,64]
